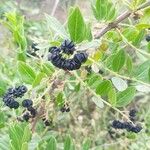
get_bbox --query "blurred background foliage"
[0,0,150,150]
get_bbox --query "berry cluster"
[112,109,142,133]
[112,120,142,133]
[3,85,27,109]
[22,99,37,121]
[146,35,150,42]
[60,103,70,113]
[48,39,88,71]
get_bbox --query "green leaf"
[112,49,126,72]
[0,79,7,96]
[148,68,150,82]
[0,134,10,150]
[68,7,86,43]
[108,88,116,106]
[96,80,112,96]
[131,0,146,9]
[92,0,116,21]
[111,77,128,91]
[122,27,139,42]
[17,51,26,62]
[85,23,93,41]
[92,96,104,108]
[9,124,31,150]
[41,62,54,76]
[32,72,46,87]
[4,12,27,55]
[86,74,102,89]
[105,54,116,69]
[56,92,65,107]
[22,125,32,144]
[21,142,28,150]
[64,136,73,150]
[107,4,117,21]
[139,7,150,25]
[82,139,91,150]
[74,83,81,92]
[116,87,136,107]
[136,24,150,30]
[46,137,57,150]
[133,60,150,82]
[18,61,36,84]
[126,55,133,74]
[45,14,68,39]
[0,112,5,128]
[133,30,145,46]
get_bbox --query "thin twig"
[31,101,45,133]
[73,71,133,123]
[51,0,60,16]
[95,1,150,39]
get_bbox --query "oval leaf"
[108,88,116,106]
[64,136,73,150]
[116,87,136,107]
[111,77,128,91]
[96,80,112,96]
[32,72,46,88]
[92,96,104,108]
[112,49,126,72]
[46,136,57,150]
[68,7,86,43]
[45,14,68,39]
[18,61,36,84]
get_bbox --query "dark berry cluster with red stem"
[3,85,27,109]
[48,39,88,71]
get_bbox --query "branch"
[95,1,150,39]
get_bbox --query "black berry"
[7,88,14,95]
[23,112,30,121]
[129,109,137,117]
[60,107,66,113]
[22,99,33,108]
[131,125,142,133]
[27,107,37,117]
[9,100,19,109]
[73,52,88,64]
[66,107,70,112]
[13,85,27,98]
[44,120,51,126]
[112,120,125,129]
[61,39,75,55]
[49,46,61,53]
[146,35,150,42]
